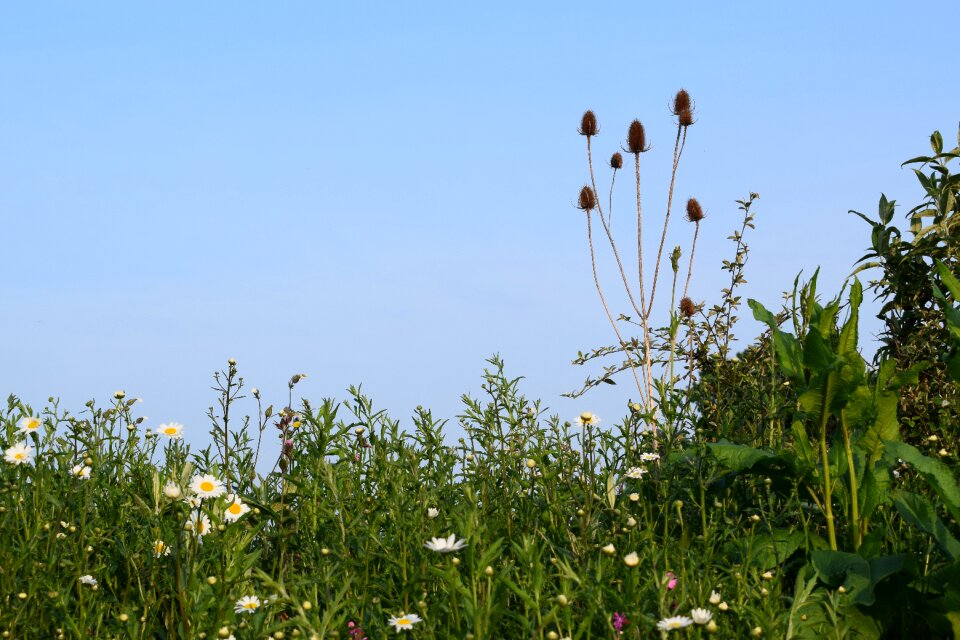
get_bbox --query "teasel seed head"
[680,297,696,318]
[626,120,649,154]
[610,152,623,170]
[678,108,694,127]
[577,185,597,211]
[579,110,599,137]
[672,89,691,116]
[686,198,704,223]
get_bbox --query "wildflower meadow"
[4,95,960,639]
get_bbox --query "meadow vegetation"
[2,96,960,638]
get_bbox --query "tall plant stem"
[840,411,861,549]
[647,125,687,315]
[683,222,700,299]
[818,376,838,551]
[586,137,649,409]
[585,211,645,407]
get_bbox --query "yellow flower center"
[164,427,178,435]
[14,453,24,460]
[397,617,410,625]
[244,602,258,609]
[228,503,243,514]
[667,621,682,629]
[200,481,215,492]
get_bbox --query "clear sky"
[2,2,957,465]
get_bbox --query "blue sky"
[2,2,957,463]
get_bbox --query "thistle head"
[610,152,623,170]
[672,89,691,115]
[626,120,648,154]
[579,110,599,137]
[577,186,597,211]
[685,198,704,223]
[680,297,696,318]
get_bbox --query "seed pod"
[672,89,691,115]
[685,198,704,222]
[577,186,596,211]
[680,297,696,318]
[627,120,648,154]
[610,152,623,169]
[579,110,598,136]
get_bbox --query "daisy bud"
[719,602,729,611]
[749,514,761,523]
[228,358,236,366]
[577,186,596,212]
[629,492,640,502]
[578,110,598,137]
[706,620,718,633]
[601,543,616,555]
[547,633,559,640]
[321,548,330,556]
[18,592,26,600]
[751,627,763,637]
[119,614,129,622]
[762,571,773,580]
[623,552,640,567]
[114,390,126,400]
[484,565,494,576]
[525,458,537,469]
[302,601,312,610]
[838,585,847,594]
[207,576,217,585]
[939,448,950,457]
[218,628,231,638]
[627,120,648,154]
[451,557,460,566]
[556,594,569,606]
[626,516,637,527]
[610,152,623,169]
[685,198,704,223]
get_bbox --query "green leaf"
[810,550,874,604]
[932,130,945,155]
[803,328,837,373]
[706,441,776,474]
[935,260,960,300]
[886,440,960,523]
[894,491,960,561]
[725,528,805,571]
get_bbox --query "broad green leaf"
[935,260,960,300]
[894,491,960,561]
[725,528,805,571]
[706,441,776,473]
[886,441,960,523]
[838,278,862,357]
[810,550,874,605]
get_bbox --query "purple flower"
[612,611,629,631]
[666,571,678,590]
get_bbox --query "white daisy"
[153,539,171,557]
[234,595,261,614]
[424,534,467,553]
[187,511,212,538]
[709,590,721,605]
[71,464,92,479]
[574,411,600,427]
[657,615,693,631]
[18,416,42,435]
[427,507,439,519]
[624,467,647,479]
[156,423,184,438]
[189,473,226,499]
[640,452,660,462]
[387,612,422,631]
[4,442,34,466]
[690,608,713,624]
[79,575,97,586]
[223,494,251,522]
